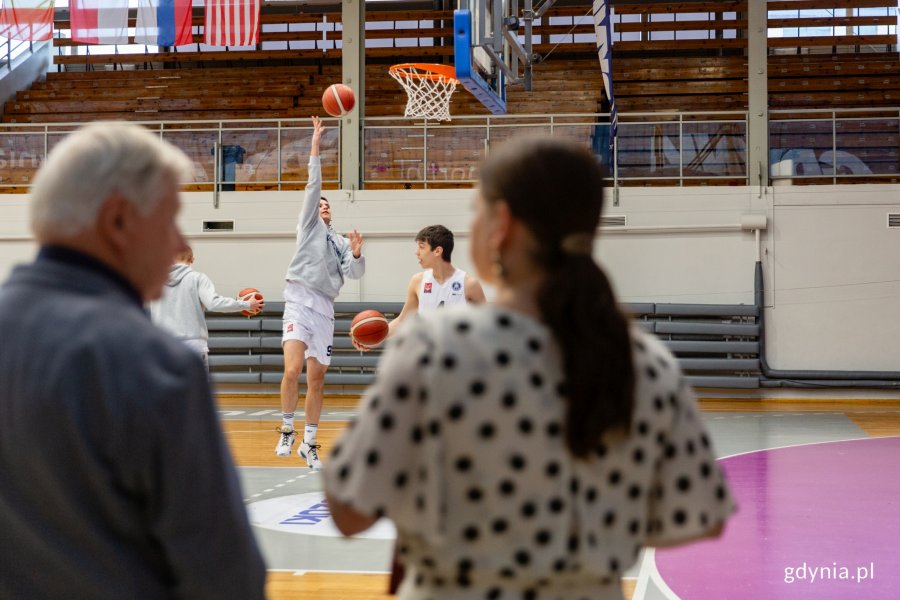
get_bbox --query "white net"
[389,64,459,121]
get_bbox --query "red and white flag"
[0,0,54,41]
[203,0,259,46]
[70,0,129,44]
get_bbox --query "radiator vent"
[203,220,234,232]
[888,214,900,228]
[601,215,627,227]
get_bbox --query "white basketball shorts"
[282,302,335,366]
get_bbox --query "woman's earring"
[491,250,506,279]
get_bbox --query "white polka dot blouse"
[324,304,735,600]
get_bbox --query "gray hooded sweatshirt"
[150,264,250,341]
[284,155,365,308]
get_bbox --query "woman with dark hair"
[324,137,735,599]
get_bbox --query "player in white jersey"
[389,225,486,336]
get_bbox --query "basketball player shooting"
[276,116,366,469]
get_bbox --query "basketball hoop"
[389,63,459,121]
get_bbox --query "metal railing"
[0,119,343,192]
[364,112,750,188]
[1,109,900,192]
[769,108,900,184]
[363,114,619,188]
[1,37,35,72]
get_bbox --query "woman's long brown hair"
[479,138,635,457]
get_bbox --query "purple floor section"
[654,437,900,599]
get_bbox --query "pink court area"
[654,436,900,599]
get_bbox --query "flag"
[592,0,617,144]
[203,0,260,46]
[135,0,193,46]
[0,0,53,41]
[69,0,128,44]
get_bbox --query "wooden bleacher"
[767,51,900,183]
[3,0,900,190]
[769,53,900,110]
[4,57,605,123]
[14,0,900,121]
[208,301,761,392]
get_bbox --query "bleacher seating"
[208,302,400,389]
[3,57,605,124]
[207,301,761,392]
[4,2,900,191]
[7,1,898,125]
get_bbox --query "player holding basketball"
[387,224,486,336]
[150,246,263,371]
[277,116,365,469]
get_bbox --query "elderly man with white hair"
[0,122,266,599]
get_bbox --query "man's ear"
[96,194,132,253]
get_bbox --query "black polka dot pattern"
[322,306,734,597]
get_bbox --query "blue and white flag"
[592,0,617,144]
[134,0,193,46]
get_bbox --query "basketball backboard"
[455,0,541,115]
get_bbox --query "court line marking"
[268,568,391,575]
[244,469,317,503]
[634,549,680,600]
[639,435,900,599]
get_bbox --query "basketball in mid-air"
[322,83,355,117]
[238,287,264,317]
[351,310,389,348]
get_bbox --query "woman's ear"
[490,200,513,252]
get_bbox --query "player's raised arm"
[298,117,325,234]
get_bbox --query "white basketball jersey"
[418,268,467,312]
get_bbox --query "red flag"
[203,0,259,46]
[70,0,129,44]
[0,0,54,41]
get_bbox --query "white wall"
[765,185,900,371]
[2,184,899,372]
[173,187,487,304]
[0,194,38,276]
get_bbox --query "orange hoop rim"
[389,63,459,84]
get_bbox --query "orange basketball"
[322,83,355,117]
[350,309,389,348]
[238,287,264,317]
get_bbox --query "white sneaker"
[275,426,296,456]
[298,440,323,470]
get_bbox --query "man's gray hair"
[30,121,193,239]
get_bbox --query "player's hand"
[247,297,264,313]
[311,115,324,137]
[310,116,324,156]
[349,229,363,258]
[352,338,370,352]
